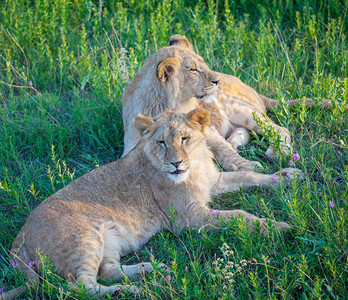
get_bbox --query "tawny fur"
[3,109,300,300]
[121,42,262,171]
[169,34,347,158]
[122,34,346,168]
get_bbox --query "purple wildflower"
[338,151,342,156]
[29,261,35,269]
[0,288,3,294]
[29,81,33,87]
[265,259,270,264]
[56,108,60,112]
[293,153,300,161]
[11,261,18,268]
[329,201,335,208]
[210,208,220,217]
[185,266,188,272]
[150,254,154,260]
[166,275,171,280]
[150,248,153,253]
[271,177,278,185]
[288,160,294,167]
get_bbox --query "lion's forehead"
[152,120,189,138]
[182,54,205,67]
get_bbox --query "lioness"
[3,109,299,299]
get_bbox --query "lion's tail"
[0,246,39,300]
[259,94,348,111]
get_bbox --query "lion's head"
[122,36,219,157]
[155,47,220,106]
[168,34,223,104]
[133,108,211,184]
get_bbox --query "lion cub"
[7,109,299,299]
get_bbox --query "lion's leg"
[212,168,303,195]
[228,107,291,157]
[226,127,250,150]
[68,255,133,299]
[100,259,155,281]
[68,281,130,299]
[188,207,290,235]
[204,127,262,171]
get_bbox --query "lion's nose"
[211,78,220,85]
[170,160,183,168]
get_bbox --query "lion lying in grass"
[122,38,262,171]
[3,109,299,299]
[122,34,344,169]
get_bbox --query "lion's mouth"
[170,169,187,175]
[195,86,217,99]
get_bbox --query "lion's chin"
[201,94,215,103]
[199,87,217,103]
[168,170,190,184]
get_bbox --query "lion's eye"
[157,140,167,147]
[182,137,190,143]
[186,66,198,72]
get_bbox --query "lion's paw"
[265,145,291,158]
[127,285,139,294]
[256,218,292,235]
[273,168,303,185]
[276,221,292,231]
[160,263,170,273]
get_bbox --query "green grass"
[0,0,348,298]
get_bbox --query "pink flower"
[29,81,33,86]
[329,201,335,208]
[185,266,188,272]
[29,261,35,269]
[265,259,270,263]
[166,275,171,280]
[210,208,220,217]
[293,153,300,161]
[338,151,342,156]
[271,177,278,185]
[11,261,18,268]
[288,160,294,166]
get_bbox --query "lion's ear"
[133,114,154,136]
[187,108,211,131]
[169,34,193,51]
[157,58,180,82]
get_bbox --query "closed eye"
[186,66,198,72]
[182,137,190,143]
[157,140,167,147]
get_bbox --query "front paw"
[272,168,303,185]
[266,144,291,158]
[257,218,292,235]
